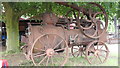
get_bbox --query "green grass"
[20,60,34,66]
[0,50,118,66]
[65,55,118,66]
[19,53,118,66]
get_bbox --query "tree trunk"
[6,19,19,53]
[5,6,20,53]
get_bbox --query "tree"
[2,2,41,53]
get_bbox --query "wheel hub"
[94,50,100,56]
[46,48,54,56]
[79,47,83,51]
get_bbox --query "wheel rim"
[30,34,69,66]
[85,40,109,64]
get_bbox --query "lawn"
[0,44,118,66]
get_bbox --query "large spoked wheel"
[85,40,109,64]
[30,34,69,66]
[76,2,108,39]
[71,45,86,57]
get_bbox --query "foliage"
[117,2,120,18]
[52,3,73,17]
[1,2,119,20]
[75,2,119,20]
[100,2,119,20]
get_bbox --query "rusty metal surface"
[85,40,109,64]
[21,13,69,66]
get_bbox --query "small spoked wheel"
[71,45,86,57]
[85,40,109,64]
[30,34,69,66]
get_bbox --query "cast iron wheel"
[76,2,108,39]
[30,34,69,66]
[85,40,109,64]
[71,45,86,57]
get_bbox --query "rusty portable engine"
[21,3,109,66]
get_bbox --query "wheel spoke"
[34,53,46,58]
[83,51,85,56]
[89,54,96,63]
[77,51,81,57]
[97,54,102,63]
[93,45,96,51]
[46,56,50,66]
[35,39,44,51]
[54,51,66,58]
[39,38,46,49]
[52,35,56,47]
[53,40,63,49]
[97,45,98,49]
[38,56,47,65]
[73,51,79,55]
[100,50,108,52]
[89,45,95,52]
[52,55,61,65]
[50,56,53,65]
[46,35,50,47]
[100,46,104,50]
